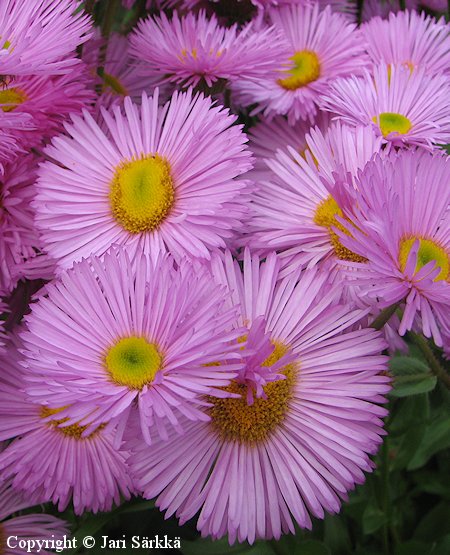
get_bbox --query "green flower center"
[373,112,412,137]
[399,237,449,281]
[104,336,163,389]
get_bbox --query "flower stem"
[409,333,450,390]
[369,304,400,331]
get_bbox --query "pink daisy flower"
[0,481,69,555]
[232,3,368,122]
[334,149,450,347]
[0,155,53,294]
[128,250,390,543]
[244,123,383,272]
[83,32,162,108]
[34,89,253,271]
[0,0,92,76]
[0,335,133,515]
[0,65,94,151]
[320,64,450,148]
[129,10,288,90]
[362,10,450,76]
[22,249,242,445]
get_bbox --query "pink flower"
[362,10,450,76]
[34,89,253,271]
[129,10,289,89]
[335,149,450,346]
[320,64,450,148]
[0,335,133,515]
[0,0,92,76]
[128,250,389,543]
[22,250,242,445]
[232,3,368,122]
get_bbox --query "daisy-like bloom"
[0,65,94,150]
[0,0,92,76]
[244,123,383,272]
[0,155,52,293]
[232,3,368,122]
[83,32,161,108]
[320,64,450,149]
[34,89,252,270]
[0,481,69,555]
[362,10,450,77]
[129,10,289,89]
[128,250,390,543]
[0,336,133,515]
[248,111,330,180]
[334,149,450,347]
[22,249,242,445]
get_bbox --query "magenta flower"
[233,3,368,122]
[362,10,450,76]
[129,10,288,89]
[34,89,253,271]
[0,111,33,169]
[0,336,133,515]
[0,0,92,76]
[21,250,241,445]
[128,250,390,543]
[244,123,383,273]
[320,64,450,148]
[335,149,450,347]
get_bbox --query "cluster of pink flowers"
[0,0,448,547]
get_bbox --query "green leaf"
[292,540,331,555]
[394,540,434,555]
[414,502,450,542]
[408,415,450,470]
[389,356,437,397]
[362,506,386,535]
[67,512,118,554]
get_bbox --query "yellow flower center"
[102,72,128,96]
[314,195,367,263]
[104,336,162,389]
[277,50,321,90]
[399,237,449,281]
[373,112,412,137]
[0,87,27,112]
[40,406,100,440]
[109,155,175,234]
[208,342,297,443]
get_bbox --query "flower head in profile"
[335,149,450,347]
[34,89,252,271]
[362,10,450,77]
[0,0,92,76]
[22,249,242,445]
[244,123,383,273]
[320,64,450,148]
[128,250,389,543]
[0,335,133,515]
[233,3,368,122]
[129,10,288,90]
